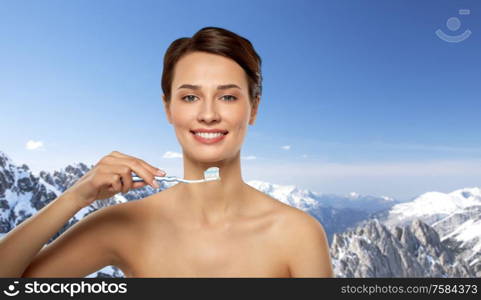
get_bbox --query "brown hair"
[161,26,262,108]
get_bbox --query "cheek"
[222,110,250,136]
[224,105,250,122]
[170,106,195,125]
[231,117,250,135]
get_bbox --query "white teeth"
[194,132,225,139]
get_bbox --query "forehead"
[172,51,247,89]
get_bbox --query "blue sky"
[1,0,480,201]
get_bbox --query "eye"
[181,95,198,102]
[221,95,237,101]
[181,94,238,102]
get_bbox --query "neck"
[174,152,247,227]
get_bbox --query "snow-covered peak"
[246,180,320,210]
[389,188,481,219]
[448,187,481,202]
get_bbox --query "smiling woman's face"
[163,51,258,163]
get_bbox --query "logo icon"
[3,281,20,297]
[435,9,471,43]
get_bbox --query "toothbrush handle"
[131,175,218,184]
[131,176,179,182]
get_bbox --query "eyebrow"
[177,84,241,91]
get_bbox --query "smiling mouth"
[190,131,229,138]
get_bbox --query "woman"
[0,27,334,278]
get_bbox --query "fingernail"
[152,179,160,189]
[156,169,166,176]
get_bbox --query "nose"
[197,98,220,123]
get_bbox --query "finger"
[99,151,127,166]
[109,150,128,158]
[132,181,149,189]
[103,163,134,194]
[110,173,122,194]
[110,151,164,176]
[138,159,165,176]
[109,150,137,162]
[104,156,157,188]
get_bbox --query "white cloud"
[25,140,45,151]
[242,155,257,160]
[163,151,182,159]
[281,145,291,150]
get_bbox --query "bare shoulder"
[249,186,326,234]
[254,191,334,277]
[94,198,143,232]
[93,193,169,276]
[272,202,327,240]
[90,200,141,249]
[279,204,326,236]
[100,193,165,232]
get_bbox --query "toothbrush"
[131,167,221,184]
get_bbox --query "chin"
[188,149,239,164]
[195,153,227,163]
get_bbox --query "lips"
[190,129,229,134]
[190,130,228,144]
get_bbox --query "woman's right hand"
[63,151,166,209]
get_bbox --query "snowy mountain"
[331,218,475,277]
[378,188,481,276]
[338,187,481,277]
[383,188,481,227]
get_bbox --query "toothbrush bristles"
[204,167,220,181]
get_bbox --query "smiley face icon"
[3,281,20,297]
[435,9,472,43]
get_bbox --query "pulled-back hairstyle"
[161,26,262,108]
